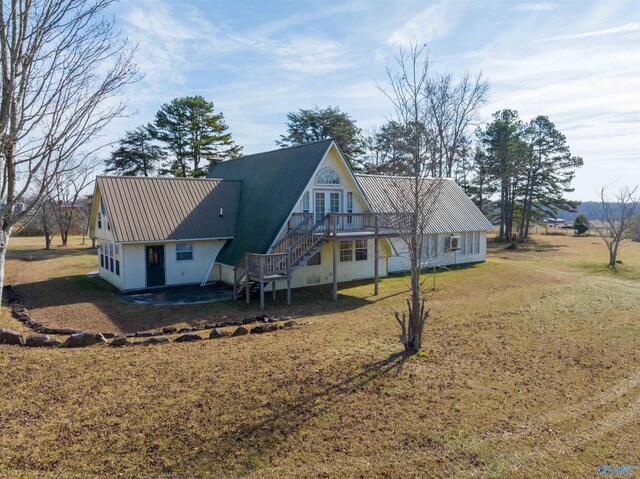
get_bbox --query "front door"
[146,245,165,287]
[314,191,341,223]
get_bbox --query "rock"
[135,330,156,337]
[231,326,249,337]
[284,320,298,328]
[14,312,30,322]
[109,336,130,347]
[0,328,25,346]
[39,327,78,336]
[177,327,193,333]
[64,332,107,348]
[100,332,116,339]
[255,314,271,323]
[162,327,178,334]
[218,320,242,327]
[11,303,26,313]
[135,337,170,345]
[251,324,278,334]
[209,328,231,339]
[241,317,255,325]
[174,333,202,342]
[25,335,61,348]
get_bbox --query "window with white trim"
[109,244,114,272]
[346,192,353,224]
[176,242,194,261]
[473,232,480,254]
[355,240,368,261]
[99,243,104,268]
[339,241,352,262]
[316,167,340,185]
[114,244,120,275]
[302,191,310,213]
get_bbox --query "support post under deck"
[245,271,250,305]
[332,239,338,302]
[374,238,379,296]
[272,281,276,301]
[287,277,291,305]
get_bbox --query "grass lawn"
[0,234,639,478]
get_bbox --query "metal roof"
[355,174,494,234]
[95,176,241,243]
[208,139,333,266]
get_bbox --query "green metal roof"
[208,139,333,266]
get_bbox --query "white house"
[88,139,493,307]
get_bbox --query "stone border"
[2,284,300,349]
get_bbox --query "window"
[114,245,120,276]
[109,244,114,272]
[355,240,367,261]
[97,212,102,229]
[176,242,194,261]
[339,241,353,262]
[473,232,481,254]
[314,192,325,223]
[99,244,104,268]
[329,192,340,213]
[316,167,340,185]
[346,192,353,224]
[431,235,438,257]
[421,236,430,262]
[302,191,310,213]
[307,252,321,266]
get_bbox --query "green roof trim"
[208,139,333,266]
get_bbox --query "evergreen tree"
[150,96,242,177]
[104,127,165,177]
[518,116,583,240]
[477,110,526,242]
[277,106,365,170]
[573,213,590,236]
[363,121,413,175]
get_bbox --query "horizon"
[105,0,640,201]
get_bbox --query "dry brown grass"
[0,234,639,478]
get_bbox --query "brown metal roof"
[355,174,494,234]
[94,176,241,243]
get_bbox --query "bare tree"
[427,71,488,178]
[48,156,100,247]
[376,45,444,353]
[598,185,639,268]
[39,198,56,249]
[0,0,138,300]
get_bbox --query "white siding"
[388,232,487,273]
[116,240,226,291]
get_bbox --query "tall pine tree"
[150,96,242,177]
[104,126,165,177]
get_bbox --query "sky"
[106,0,640,201]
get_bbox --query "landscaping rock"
[162,327,178,334]
[174,333,202,342]
[241,317,255,325]
[11,303,26,313]
[231,326,249,337]
[0,328,25,346]
[251,324,278,334]
[209,328,231,339]
[255,314,272,323]
[100,332,116,339]
[135,337,170,345]
[177,327,193,333]
[25,335,61,348]
[64,332,107,348]
[39,327,78,336]
[284,320,298,328]
[218,320,242,327]
[135,330,156,337]
[109,336,130,347]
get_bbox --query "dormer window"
[316,167,340,185]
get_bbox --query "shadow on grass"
[191,350,411,473]
[10,273,378,333]
[577,261,640,282]
[7,245,96,262]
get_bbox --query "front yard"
[1,234,639,478]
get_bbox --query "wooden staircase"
[233,214,331,301]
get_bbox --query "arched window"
[316,167,340,185]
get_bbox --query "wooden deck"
[233,212,413,308]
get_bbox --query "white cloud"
[386,3,450,46]
[535,21,640,42]
[266,37,349,74]
[512,2,558,12]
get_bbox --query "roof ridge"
[212,138,334,165]
[355,173,455,180]
[97,175,241,183]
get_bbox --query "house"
[88,139,493,307]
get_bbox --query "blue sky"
[108,0,640,200]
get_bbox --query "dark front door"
[146,245,165,287]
